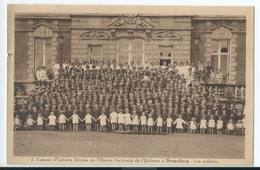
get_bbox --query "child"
[46,112,57,131]
[154,114,163,134]
[97,112,109,132]
[188,117,198,134]
[216,116,223,135]
[58,111,68,131]
[208,115,215,134]
[226,119,235,135]
[82,112,96,131]
[26,115,36,130]
[117,111,125,131]
[36,113,44,130]
[236,119,244,136]
[109,109,118,131]
[69,111,81,131]
[140,112,147,133]
[173,114,187,133]
[147,114,154,133]
[124,109,132,131]
[165,114,174,133]
[131,111,139,133]
[13,114,22,131]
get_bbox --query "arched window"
[116,38,145,65]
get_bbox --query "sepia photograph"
[6,4,254,166]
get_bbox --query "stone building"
[14,14,246,85]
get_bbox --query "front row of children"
[13,111,245,135]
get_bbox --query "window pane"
[159,46,173,58]
[89,45,102,57]
[220,40,229,53]
[211,55,218,72]
[220,55,228,76]
[36,39,44,51]
[118,38,130,50]
[211,41,219,53]
[45,53,52,70]
[132,39,143,51]
[35,53,43,71]
[117,52,129,64]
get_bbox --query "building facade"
[15,14,246,85]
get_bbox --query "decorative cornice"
[108,14,153,29]
[29,20,60,30]
[80,30,110,39]
[152,31,181,40]
[206,21,239,32]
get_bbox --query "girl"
[97,112,109,132]
[216,116,224,135]
[109,109,118,131]
[36,113,44,130]
[140,112,147,133]
[13,114,22,131]
[208,115,215,134]
[117,111,125,131]
[236,119,243,136]
[147,114,154,133]
[46,112,57,131]
[131,111,139,133]
[26,115,36,130]
[82,112,96,131]
[58,111,68,131]
[165,114,174,133]
[124,109,132,131]
[226,119,235,135]
[69,111,81,131]
[173,114,187,133]
[154,114,163,134]
[188,117,198,134]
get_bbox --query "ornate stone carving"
[152,31,181,40]
[80,30,110,40]
[108,14,153,29]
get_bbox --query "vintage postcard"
[7,4,254,166]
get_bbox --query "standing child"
[36,113,44,130]
[13,114,22,131]
[208,115,215,134]
[154,114,163,134]
[69,111,81,131]
[173,114,187,133]
[131,111,139,133]
[226,119,235,135]
[46,112,57,131]
[26,115,36,130]
[58,111,68,131]
[97,112,109,132]
[109,109,118,131]
[140,112,147,133]
[117,111,125,131]
[199,115,207,134]
[124,109,132,131]
[165,114,174,133]
[216,116,224,135]
[235,119,244,136]
[147,114,154,133]
[82,112,96,131]
[188,117,198,134]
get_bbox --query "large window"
[116,38,144,65]
[159,45,173,66]
[211,40,229,77]
[34,38,52,71]
[88,45,102,62]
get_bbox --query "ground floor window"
[159,45,173,66]
[34,38,52,71]
[88,45,102,62]
[116,38,145,65]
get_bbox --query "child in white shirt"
[165,114,174,133]
[26,115,36,130]
[131,111,139,133]
[199,115,207,134]
[117,111,125,131]
[46,112,57,131]
[58,112,68,131]
[110,110,118,131]
[173,114,187,133]
[97,112,109,132]
[188,117,198,134]
[124,109,132,131]
[140,112,147,133]
[36,113,44,130]
[154,114,163,134]
[69,112,81,131]
[226,119,235,135]
[82,112,96,131]
[13,114,22,131]
[208,115,215,134]
[216,116,224,135]
[147,114,154,133]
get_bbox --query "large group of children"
[14,59,245,135]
